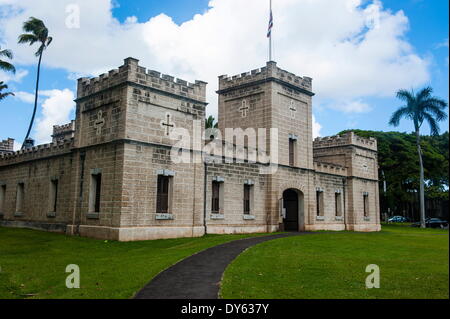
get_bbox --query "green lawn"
[1,225,448,299]
[0,227,263,299]
[220,224,449,299]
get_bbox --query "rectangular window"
[289,138,296,166]
[211,181,221,214]
[49,179,59,213]
[156,175,170,214]
[316,190,324,216]
[335,192,342,217]
[363,194,369,217]
[243,185,251,214]
[89,173,102,213]
[16,183,24,213]
[0,185,6,212]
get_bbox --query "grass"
[220,224,449,299]
[0,227,264,299]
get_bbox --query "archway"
[282,189,305,231]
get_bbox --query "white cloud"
[34,89,75,144]
[0,69,28,83]
[0,0,430,122]
[312,115,322,138]
[332,99,372,113]
[13,140,21,151]
[13,90,34,103]
[436,38,449,49]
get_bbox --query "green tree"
[18,17,53,148]
[340,129,448,221]
[0,81,15,101]
[0,46,16,74]
[205,115,218,129]
[389,87,448,228]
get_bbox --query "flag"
[267,9,273,38]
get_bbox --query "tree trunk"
[415,129,426,228]
[21,52,43,149]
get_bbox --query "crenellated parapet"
[218,61,313,94]
[77,58,207,103]
[313,131,377,151]
[314,161,348,177]
[52,121,76,143]
[0,138,74,166]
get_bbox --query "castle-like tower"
[0,58,380,241]
[0,138,14,155]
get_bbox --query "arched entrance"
[282,189,305,231]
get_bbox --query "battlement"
[0,138,14,155]
[0,138,73,166]
[218,61,313,93]
[313,131,377,151]
[314,161,348,176]
[77,58,207,103]
[52,121,75,143]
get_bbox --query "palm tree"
[205,115,218,129]
[18,17,53,149]
[389,87,448,228]
[0,46,16,74]
[0,81,15,101]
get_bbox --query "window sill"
[243,215,255,220]
[14,212,24,217]
[364,217,370,222]
[316,216,325,221]
[156,213,174,220]
[210,214,224,220]
[47,212,57,218]
[335,216,344,221]
[87,212,100,219]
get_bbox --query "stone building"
[0,138,14,155]
[0,58,380,241]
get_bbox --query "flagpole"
[269,0,272,61]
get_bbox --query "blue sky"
[0,0,448,148]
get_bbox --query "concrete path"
[134,232,306,299]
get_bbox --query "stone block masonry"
[0,58,380,240]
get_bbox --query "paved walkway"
[134,232,306,299]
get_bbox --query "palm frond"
[422,98,448,121]
[422,112,440,136]
[0,81,15,101]
[19,17,51,57]
[0,48,14,59]
[396,89,414,105]
[389,106,410,127]
[22,17,46,34]
[0,92,15,101]
[416,87,433,103]
[0,60,16,73]
[18,33,39,45]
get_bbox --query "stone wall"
[205,161,268,234]
[0,58,381,240]
[0,140,76,230]
[0,138,14,155]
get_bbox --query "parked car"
[411,218,449,229]
[388,216,410,223]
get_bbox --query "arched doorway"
[282,189,304,231]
